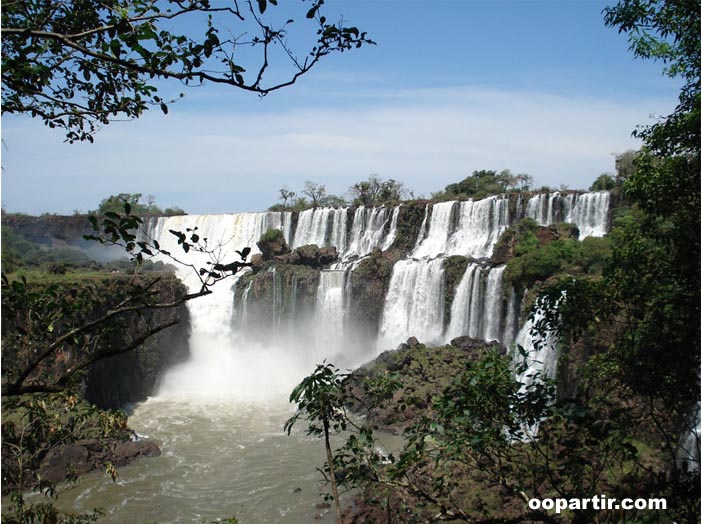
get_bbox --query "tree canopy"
[92,193,185,216]
[1,0,372,142]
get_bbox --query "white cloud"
[1,85,673,214]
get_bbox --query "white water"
[147,212,320,400]
[565,191,610,238]
[290,207,348,252]
[377,258,446,349]
[412,196,509,259]
[524,191,610,239]
[315,270,349,357]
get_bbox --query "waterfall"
[378,258,446,349]
[501,287,520,350]
[345,206,395,259]
[525,191,610,238]
[146,211,319,400]
[565,191,610,238]
[444,264,505,343]
[144,190,611,399]
[413,196,509,259]
[525,192,561,226]
[315,270,349,359]
[381,206,401,250]
[447,197,510,258]
[291,207,348,251]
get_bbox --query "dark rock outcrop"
[39,438,161,484]
[257,229,291,260]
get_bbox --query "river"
[53,397,339,523]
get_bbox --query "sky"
[0,0,681,215]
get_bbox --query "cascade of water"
[146,212,307,399]
[525,192,562,226]
[445,264,482,341]
[291,207,347,250]
[565,191,610,238]
[345,206,393,258]
[482,265,505,342]
[315,270,349,358]
[414,204,431,249]
[501,287,520,350]
[412,197,509,259]
[525,191,610,238]
[381,206,401,251]
[377,258,445,349]
[271,267,282,330]
[287,273,298,332]
[412,202,456,258]
[444,264,505,343]
[681,402,701,471]
[447,197,510,258]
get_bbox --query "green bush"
[259,228,284,244]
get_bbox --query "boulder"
[257,229,290,260]
[38,438,161,484]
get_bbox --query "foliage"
[589,173,617,191]
[302,180,327,209]
[285,362,349,521]
[91,193,185,216]
[1,392,128,522]
[434,169,532,201]
[604,0,700,155]
[258,228,284,244]
[1,0,373,142]
[530,0,701,508]
[270,182,347,211]
[349,175,405,207]
[292,343,681,523]
[503,220,611,291]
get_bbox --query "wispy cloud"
[2,85,673,214]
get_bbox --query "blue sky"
[1,0,680,215]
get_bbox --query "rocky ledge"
[38,437,161,485]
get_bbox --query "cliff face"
[1,273,191,409]
[84,275,191,409]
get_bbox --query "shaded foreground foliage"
[288,340,699,523]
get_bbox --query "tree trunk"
[324,419,343,522]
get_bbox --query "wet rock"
[39,444,91,483]
[406,336,420,347]
[38,438,161,485]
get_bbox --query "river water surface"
[53,397,339,523]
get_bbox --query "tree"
[285,363,348,522]
[349,175,405,207]
[302,180,327,209]
[93,193,184,216]
[589,173,617,191]
[613,149,638,181]
[278,186,296,210]
[1,0,373,142]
